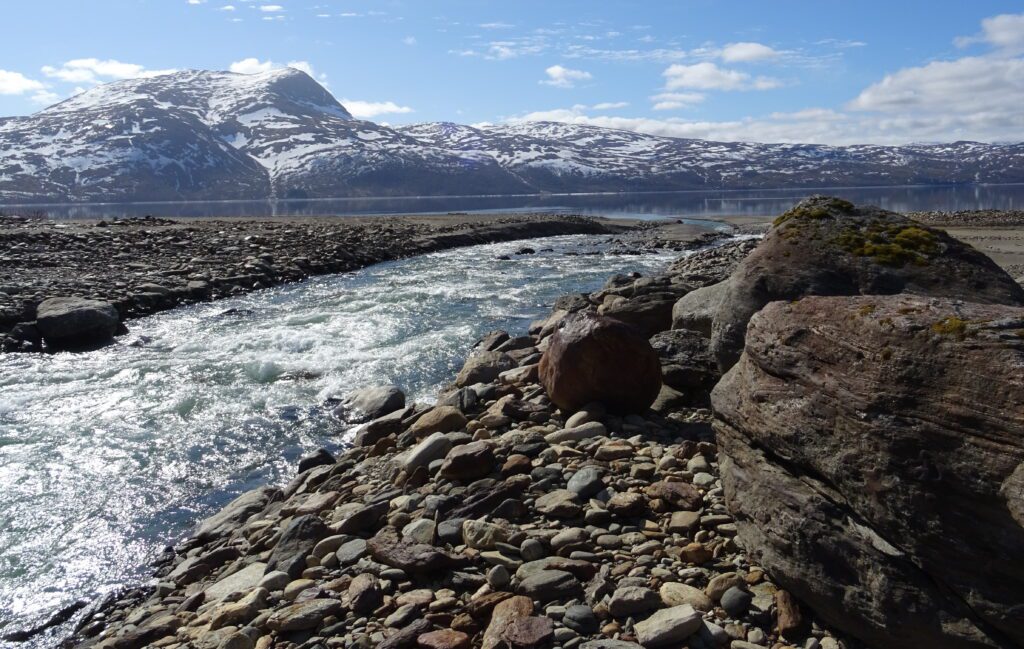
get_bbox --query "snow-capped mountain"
[397,121,1024,191]
[1,69,1022,204]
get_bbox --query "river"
[0,234,678,647]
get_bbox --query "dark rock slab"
[713,295,1024,649]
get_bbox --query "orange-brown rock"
[538,312,661,414]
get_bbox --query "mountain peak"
[39,67,350,121]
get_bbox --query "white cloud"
[403,36,417,46]
[650,92,705,110]
[41,59,176,84]
[663,62,780,91]
[260,4,284,12]
[849,56,1024,115]
[31,90,60,105]
[340,99,414,119]
[228,58,325,82]
[219,5,236,10]
[187,0,205,4]
[285,60,316,77]
[955,13,1024,52]
[229,57,275,74]
[512,46,1024,146]
[540,64,592,88]
[592,101,629,110]
[0,69,45,95]
[479,22,513,29]
[720,42,780,62]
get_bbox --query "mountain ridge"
[2,69,1023,204]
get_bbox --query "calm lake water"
[0,235,679,648]
[4,184,1023,221]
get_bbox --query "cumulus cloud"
[592,101,629,110]
[31,90,60,105]
[720,42,780,62]
[228,58,324,82]
[663,62,780,91]
[955,12,1024,52]
[849,56,1024,115]
[649,92,705,110]
[260,4,284,12]
[540,64,592,88]
[504,12,1024,146]
[340,99,414,119]
[41,59,176,84]
[0,69,45,95]
[229,58,276,74]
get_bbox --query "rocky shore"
[0,213,704,353]
[11,196,1024,649]
[906,209,1024,227]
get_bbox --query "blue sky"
[1,1,1022,144]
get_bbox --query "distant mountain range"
[1,68,1023,204]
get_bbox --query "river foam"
[0,234,677,645]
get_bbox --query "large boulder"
[712,295,1024,649]
[35,297,121,350]
[710,196,1024,371]
[597,292,679,338]
[539,312,662,414]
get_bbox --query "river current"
[0,234,679,646]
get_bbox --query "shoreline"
[0,213,718,353]
[6,205,1023,648]
[55,235,849,649]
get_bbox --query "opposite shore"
[0,213,716,353]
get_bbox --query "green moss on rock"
[833,223,939,267]
[931,316,969,337]
[773,197,855,227]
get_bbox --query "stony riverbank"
[53,235,851,649]
[18,196,1024,649]
[906,208,1024,227]
[0,213,709,353]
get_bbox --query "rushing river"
[0,234,679,646]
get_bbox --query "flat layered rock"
[713,295,1024,649]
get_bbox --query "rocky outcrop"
[35,297,121,350]
[66,234,854,649]
[709,196,1024,371]
[713,295,1024,649]
[539,312,662,414]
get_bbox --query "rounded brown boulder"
[539,312,661,414]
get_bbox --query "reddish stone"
[538,312,661,414]
[417,629,471,649]
[502,616,555,648]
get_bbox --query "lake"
[4,184,1023,221]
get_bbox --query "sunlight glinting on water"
[0,234,678,643]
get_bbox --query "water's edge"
[2,230,688,642]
